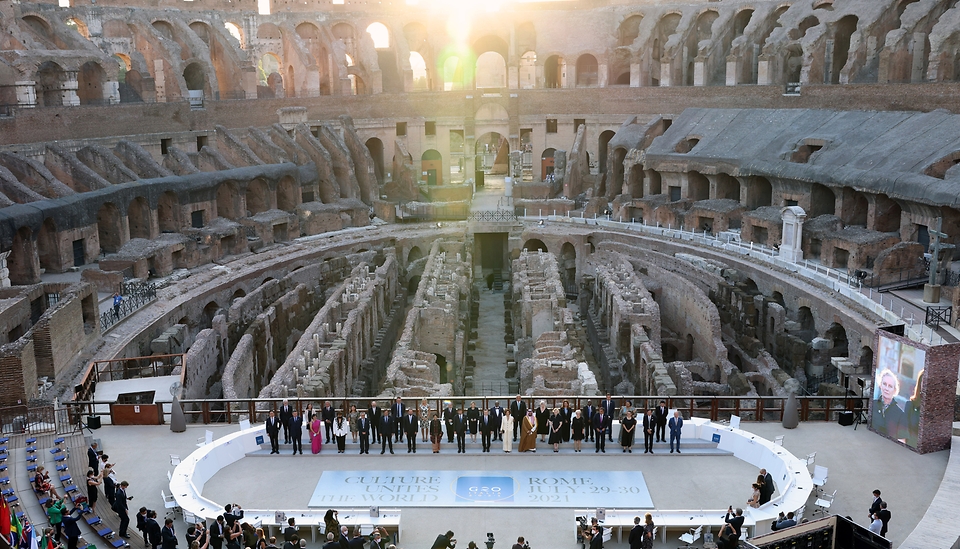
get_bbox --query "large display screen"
[871,332,925,448]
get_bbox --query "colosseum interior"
[2,0,960,545]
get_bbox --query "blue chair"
[5,495,18,505]
[60,474,71,483]
[25,446,37,454]
[109,539,126,548]
[53,437,65,445]
[97,527,113,539]
[26,464,37,472]
[25,437,36,444]
[64,485,78,494]
[37,496,50,506]
[0,437,9,444]
[26,455,37,463]
[54,454,67,462]
[50,448,62,455]
[56,464,68,472]
[86,516,102,526]
[0,477,8,485]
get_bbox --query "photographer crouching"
[431,531,456,549]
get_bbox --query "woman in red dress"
[309,414,323,454]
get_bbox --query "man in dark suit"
[114,480,131,538]
[718,507,744,549]
[391,397,405,442]
[161,518,178,549]
[209,516,225,549]
[560,401,573,442]
[454,407,468,453]
[759,468,775,505]
[137,506,148,543]
[279,400,293,444]
[87,443,99,475]
[379,410,394,454]
[489,401,504,441]
[668,411,683,453]
[402,409,419,453]
[369,531,383,549]
[265,411,281,454]
[601,394,617,442]
[62,507,83,549]
[653,400,668,442]
[145,510,161,549]
[480,409,494,452]
[321,533,339,549]
[338,526,351,549]
[442,402,456,443]
[593,408,607,453]
[582,401,596,442]
[357,410,371,454]
[509,396,527,441]
[878,502,891,537]
[289,409,303,454]
[367,401,381,443]
[588,526,603,549]
[283,518,297,542]
[642,409,655,453]
[321,401,336,444]
[869,490,883,519]
[627,516,644,549]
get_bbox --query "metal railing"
[100,282,158,332]
[0,404,72,435]
[61,394,865,429]
[470,210,518,223]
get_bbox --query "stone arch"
[365,22,390,49]
[473,35,509,89]
[8,226,40,285]
[576,54,599,87]
[627,165,644,198]
[688,171,709,201]
[745,176,772,208]
[258,53,283,98]
[619,14,644,47]
[611,147,627,195]
[97,202,123,254]
[152,20,175,40]
[127,196,152,239]
[541,148,556,180]
[519,51,537,89]
[685,10,719,85]
[797,306,815,335]
[409,52,429,91]
[224,22,244,47]
[810,183,835,217]
[245,179,270,215]
[407,246,423,265]
[158,191,180,233]
[560,241,577,296]
[647,168,662,195]
[36,61,65,107]
[256,22,282,40]
[277,176,298,211]
[831,15,858,84]
[717,173,740,201]
[287,65,296,97]
[37,217,60,273]
[825,322,849,357]
[217,181,241,220]
[200,300,220,330]
[365,138,385,185]
[843,188,868,226]
[544,55,565,88]
[522,239,548,252]
[183,62,206,91]
[421,149,443,186]
[874,194,902,232]
[598,130,616,173]
[232,288,246,301]
[65,17,90,39]
[476,132,508,174]
[791,16,820,41]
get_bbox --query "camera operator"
[511,537,530,549]
[224,504,243,527]
[431,531,456,549]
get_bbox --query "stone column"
[630,63,641,87]
[62,70,80,106]
[0,251,10,288]
[757,55,773,86]
[693,57,706,86]
[154,60,167,102]
[104,80,120,104]
[911,32,926,83]
[15,81,36,108]
[780,206,806,262]
[725,55,738,86]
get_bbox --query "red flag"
[0,496,10,545]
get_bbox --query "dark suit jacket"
[454,414,468,434]
[279,406,293,425]
[339,534,350,549]
[88,447,99,473]
[442,407,455,429]
[114,486,128,512]
[348,536,365,549]
[869,496,883,516]
[357,417,370,436]
[480,415,495,434]
[283,526,297,541]
[724,513,745,537]
[392,402,406,419]
[146,518,161,547]
[367,406,381,422]
[601,399,617,419]
[582,405,596,423]
[322,406,335,423]
[627,525,644,549]
[402,414,419,435]
[877,508,891,535]
[289,415,303,438]
[489,406,504,429]
[62,512,82,539]
[510,400,527,421]
[265,417,281,436]
[379,415,395,434]
[760,472,775,500]
[668,416,683,435]
[162,526,178,549]
[593,413,607,433]
[589,532,603,549]
[642,414,655,434]
[654,406,668,426]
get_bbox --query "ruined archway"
[365,138,385,185]
[476,132,508,175]
[97,202,123,254]
[36,61,65,107]
[216,181,241,220]
[421,149,443,185]
[407,246,423,266]
[258,53,283,98]
[598,130,616,173]
[9,226,40,285]
[277,176,298,211]
[522,239,548,252]
[544,55,565,88]
[476,52,507,89]
[245,179,269,215]
[560,241,577,296]
[831,15,858,84]
[201,300,220,330]
[576,54,599,87]
[688,171,709,201]
[37,217,60,273]
[541,148,556,181]
[717,173,740,201]
[519,51,537,89]
[810,183,835,217]
[128,196,152,239]
[619,14,644,47]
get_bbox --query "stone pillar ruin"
[780,206,806,262]
[16,81,36,108]
[62,71,80,107]
[0,251,10,288]
[105,80,120,105]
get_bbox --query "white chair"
[679,525,702,547]
[239,419,251,431]
[805,451,817,469]
[729,415,741,430]
[812,465,829,494]
[795,505,806,522]
[774,435,784,446]
[166,470,172,482]
[814,490,836,516]
[196,430,214,447]
[183,510,198,525]
[161,490,181,518]
[169,454,180,466]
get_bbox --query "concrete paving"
[472,287,510,395]
[86,418,947,549]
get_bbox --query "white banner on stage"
[308,470,653,508]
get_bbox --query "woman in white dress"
[500,409,515,452]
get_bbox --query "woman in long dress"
[309,414,323,454]
[519,410,538,452]
[641,513,655,549]
[620,411,636,453]
[419,398,431,442]
[429,413,443,453]
[747,483,761,508]
[535,401,550,442]
[348,405,359,443]
[548,408,564,452]
[467,402,481,443]
[571,409,585,452]
[501,410,515,452]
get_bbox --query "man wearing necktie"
[654,400,668,443]
[357,411,370,454]
[161,519,178,549]
[454,408,468,453]
[593,410,606,453]
[392,397,406,442]
[480,409,493,452]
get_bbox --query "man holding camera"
[511,537,528,549]
[718,507,744,549]
[430,531,456,549]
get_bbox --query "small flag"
[0,496,10,545]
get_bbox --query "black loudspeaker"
[87,416,102,430]
[838,411,854,426]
